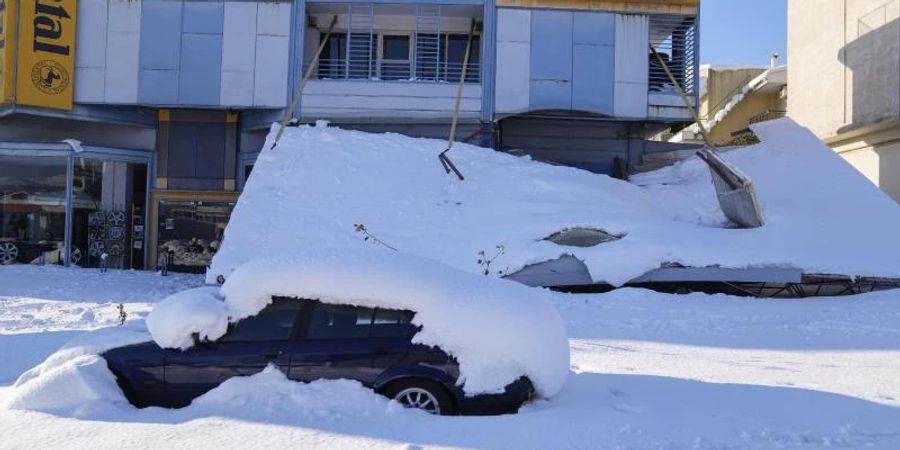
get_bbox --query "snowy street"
[2,265,899,449]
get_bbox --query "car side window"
[306,303,374,339]
[219,299,303,342]
[370,308,417,338]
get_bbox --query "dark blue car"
[103,297,534,415]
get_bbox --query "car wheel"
[0,242,18,264]
[383,379,456,416]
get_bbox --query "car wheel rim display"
[394,387,441,415]
[0,242,18,264]
[70,247,82,264]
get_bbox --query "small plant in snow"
[477,245,506,276]
[116,303,127,326]
[353,223,398,251]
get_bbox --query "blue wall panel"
[139,0,183,70]
[530,79,572,110]
[573,12,614,45]
[530,10,573,110]
[526,10,616,115]
[530,11,572,81]
[178,34,224,105]
[183,1,224,34]
[139,69,179,104]
[572,44,614,114]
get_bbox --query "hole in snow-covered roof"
[544,228,623,248]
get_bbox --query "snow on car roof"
[209,118,900,287]
[149,249,570,398]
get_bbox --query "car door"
[367,307,418,373]
[163,298,303,406]
[289,302,409,385]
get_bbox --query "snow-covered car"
[104,297,535,415]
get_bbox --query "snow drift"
[6,326,151,415]
[149,249,570,397]
[208,118,900,287]
[6,335,406,421]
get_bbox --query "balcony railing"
[316,58,480,83]
[308,3,481,84]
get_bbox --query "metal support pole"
[271,15,338,150]
[64,153,74,267]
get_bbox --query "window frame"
[445,33,480,82]
[303,301,377,340]
[283,298,419,341]
[216,297,308,343]
[377,33,414,81]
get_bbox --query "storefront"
[0,143,152,269]
[149,191,237,274]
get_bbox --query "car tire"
[382,379,457,416]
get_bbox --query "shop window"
[71,158,147,270]
[0,155,68,265]
[157,199,235,273]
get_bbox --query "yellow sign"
[0,0,16,104]
[16,0,76,110]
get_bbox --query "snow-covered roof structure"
[209,118,900,287]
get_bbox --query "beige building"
[788,0,900,201]
[669,64,787,145]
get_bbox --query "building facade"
[0,0,699,272]
[668,63,786,146]
[788,0,900,202]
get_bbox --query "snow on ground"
[148,250,569,396]
[2,266,900,449]
[0,265,202,383]
[208,118,900,287]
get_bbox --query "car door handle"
[263,350,284,359]
[373,347,392,355]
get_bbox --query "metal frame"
[480,0,496,123]
[648,14,698,97]
[1,104,156,128]
[0,143,154,269]
[377,32,415,79]
[289,0,308,119]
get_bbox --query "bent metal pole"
[438,18,476,181]
[270,15,338,150]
